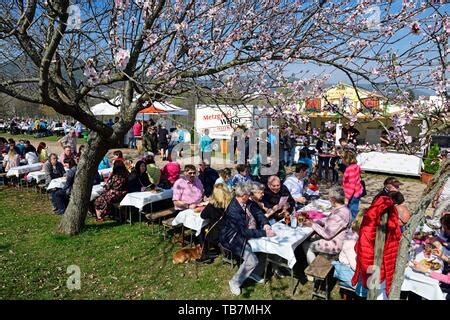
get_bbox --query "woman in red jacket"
[342,151,363,220]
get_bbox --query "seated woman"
[331,216,362,291]
[44,153,66,211]
[215,168,232,188]
[25,149,39,165]
[412,237,450,300]
[145,154,160,185]
[160,160,181,187]
[52,158,77,215]
[219,183,275,295]
[2,143,20,172]
[94,160,128,222]
[302,186,351,264]
[37,142,48,163]
[127,160,151,193]
[200,183,232,254]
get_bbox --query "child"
[305,175,320,200]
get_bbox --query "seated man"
[219,183,275,295]
[44,153,66,211]
[262,175,295,222]
[283,163,309,206]
[198,160,219,198]
[59,146,75,168]
[52,158,77,215]
[172,165,205,213]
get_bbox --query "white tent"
[135,101,188,120]
[90,97,188,118]
[90,96,121,116]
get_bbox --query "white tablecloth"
[98,168,112,179]
[401,251,446,300]
[172,209,208,236]
[47,177,66,190]
[119,189,173,211]
[47,178,103,201]
[26,170,46,183]
[248,221,313,269]
[6,163,43,177]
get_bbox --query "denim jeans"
[52,189,68,214]
[283,149,295,166]
[348,195,361,220]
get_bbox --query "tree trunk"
[58,133,110,235]
[368,213,388,300]
[389,160,449,299]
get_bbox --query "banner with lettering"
[195,105,255,139]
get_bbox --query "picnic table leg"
[263,254,269,280]
[129,207,132,225]
[181,225,185,247]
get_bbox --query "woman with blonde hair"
[2,141,20,172]
[342,150,363,220]
[200,183,232,248]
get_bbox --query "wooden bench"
[35,183,47,195]
[338,282,356,300]
[145,208,176,223]
[304,254,335,300]
[161,217,182,241]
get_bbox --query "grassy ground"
[0,186,343,300]
[1,133,85,145]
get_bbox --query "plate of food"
[416,258,442,271]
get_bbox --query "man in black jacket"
[219,183,275,295]
[198,160,219,197]
[262,176,295,222]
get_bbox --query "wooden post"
[368,212,388,300]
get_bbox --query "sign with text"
[195,105,255,139]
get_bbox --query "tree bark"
[58,132,110,235]
[368,213,388,300]
[389,159,449,299]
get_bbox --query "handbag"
[360,180,367,198]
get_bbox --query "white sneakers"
[229,280,241,296]
[248,273,265,284]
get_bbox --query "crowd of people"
[0,117,84,137]
[0,117,449,300]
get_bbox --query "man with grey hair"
[219,183,276,295]
[58,128,77,153]
[262,175,295,222]
[302,186,351,266]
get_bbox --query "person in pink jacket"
[302,186,351,264]
[342,151,363,220]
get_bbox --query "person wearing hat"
[372,177,403,204]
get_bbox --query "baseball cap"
[384,177,403,188]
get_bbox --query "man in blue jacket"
[219,183,276,295]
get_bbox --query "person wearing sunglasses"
[172,164,206,213]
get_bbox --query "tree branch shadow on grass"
[0,243,12,252]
